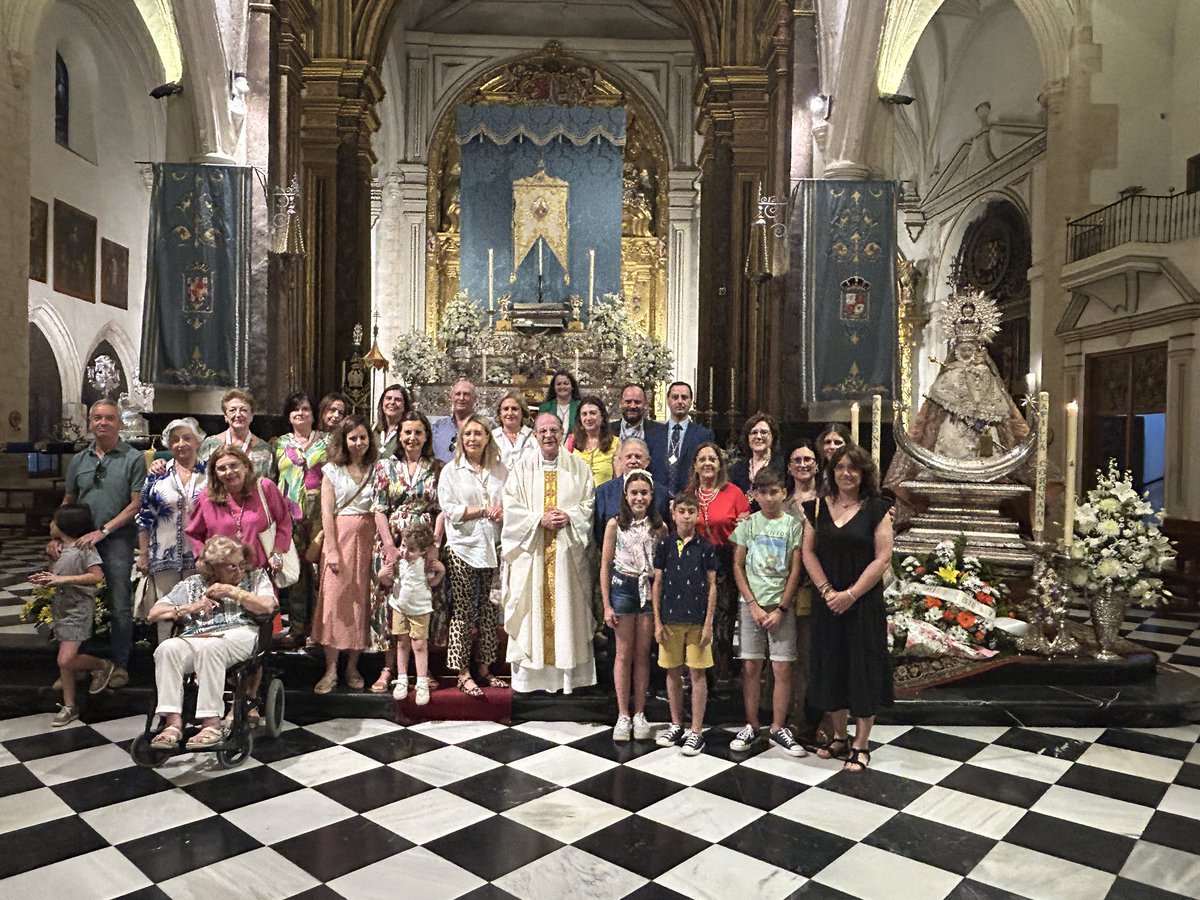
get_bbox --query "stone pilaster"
[0,51,31,442]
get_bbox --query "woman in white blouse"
[491,391,537,472]
[438,414,507,697]
[312,415,378,694]
[137,418,207,627]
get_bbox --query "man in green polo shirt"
[56,399,147,688]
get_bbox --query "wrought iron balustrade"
[1066,190,1200,262]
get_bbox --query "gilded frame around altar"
[422,42,670,350]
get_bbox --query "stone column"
[299,60,382,397]
[245,2,277,402]
[373,163,428,361]
[666,170,700,389]
[0,51,31,443]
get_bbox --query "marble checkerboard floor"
[1,712,1199,899]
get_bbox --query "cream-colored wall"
[1088,0,1196,201]
[26,2,165,426]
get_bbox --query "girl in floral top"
[370,410,444,686]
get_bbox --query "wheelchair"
[130,613,285,769]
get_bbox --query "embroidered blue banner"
[457,104,624,314]
[791,180,897,404]
[140,164,250,387]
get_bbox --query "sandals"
[457,673,484,698]
[369,668,391,693]
[843,747,871,773]
[346,670,366,690]
[314,673,337,695]
[816,736,851,760]
[185,725,225,750]
[151,724,182,749]
[477,672,507,689]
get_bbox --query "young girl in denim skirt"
[600,470,666,741]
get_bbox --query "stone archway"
[28,324,63,441]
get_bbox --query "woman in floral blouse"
[272,390,330,646]
[137,418,208,631]
[369,410,443,690]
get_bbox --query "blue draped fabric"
[140,164,250,387]
[791,180,897,404]
[457,105,624,313]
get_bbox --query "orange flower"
[975,630,985,641]
[975,592,990,603]
[915,567,926,575]
[957,611,976,629]
[924,597,941,609]
[943,610,955,622]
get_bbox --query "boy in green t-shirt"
[730,468,805,755]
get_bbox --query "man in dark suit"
[647,381,716,495]
[609,383,666,446]
[592,438,672,545]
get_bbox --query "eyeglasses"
[790,457,817,466]
[749,428,772,437]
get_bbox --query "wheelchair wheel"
[216,730,254,769]
[264,678,285,739]
[130,733,172,768]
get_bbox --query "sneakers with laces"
[88,660,115,695]
[392,677,408,701]
[656,723,686,747]
[612,715,633,742]
[730,723,759,752]
[631,712,652,740]
[415,679,430,706]
[52,704,78,727]
[769,727,807,757]
[681,730,706,756]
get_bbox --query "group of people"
[39,373,895,769]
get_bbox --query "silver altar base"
[511,302,568,333]
[896,480,1036,571]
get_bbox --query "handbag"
[257,480,301,588]
[305,469,372,564]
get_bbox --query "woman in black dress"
[801,444,894,772]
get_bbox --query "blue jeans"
[98,535,135,668]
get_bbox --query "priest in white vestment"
[502,413,597,693]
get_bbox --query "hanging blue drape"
[457,104,624,315]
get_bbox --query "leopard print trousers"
[443,548,499,672]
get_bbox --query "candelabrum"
[117,370,154,440]
[1017,544,1081,655]
[496,293,513,332]
[567,293,584,332]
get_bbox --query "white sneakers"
[394,677,432,706]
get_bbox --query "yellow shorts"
[391,610,430,640]
[657,623,714,670]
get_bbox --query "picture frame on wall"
[29,197,48,283]
[101,238,128,309]
[53,199,96,302]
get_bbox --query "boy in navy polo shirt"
[651,493,718,756]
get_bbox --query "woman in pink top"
[186,446,295,576]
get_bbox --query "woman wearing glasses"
[196,389,276,480]
[729,413,784,512]
[784,440,820,519]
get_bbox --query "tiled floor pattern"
[0,712,1198,899]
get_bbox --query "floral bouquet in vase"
[885,538,1016,658]
[391,330,446,388]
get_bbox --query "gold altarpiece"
[423,43,669,345]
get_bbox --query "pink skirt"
[312,514,374,651]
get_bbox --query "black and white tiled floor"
[1,712,1199,899]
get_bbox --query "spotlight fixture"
[149,82,183,99]
[808,93,830,118]
[880,92,915,106]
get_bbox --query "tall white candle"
[850,402,860,446]
[588,248,595,313]
[538,238,543,276]
[1034,390,1049,542]
[1064,400,1079,545]
[488,248,495,312]
[871,395,882,470]
[574,348,580,375]
[482,349,488,384]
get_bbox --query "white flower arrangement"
[391,331,446,387]
[621,332,675,388]
[438,290,483,347]
[1065,460,1175,606]
[587,293,632,350]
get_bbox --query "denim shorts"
[610,571,649,615]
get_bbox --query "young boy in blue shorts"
[652,493,718,756]
[730,468,805,755]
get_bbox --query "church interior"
[0,0,1199,896]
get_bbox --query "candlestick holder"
[1018,542,1081,656]
[567,293,584,332]
[495,293,513,332]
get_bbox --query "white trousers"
[153,627,258,719]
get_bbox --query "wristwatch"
[101,525,110,536]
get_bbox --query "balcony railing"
[1066,191,1200,263]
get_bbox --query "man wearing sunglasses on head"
[51,399,147,690]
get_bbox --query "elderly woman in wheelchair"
[144,535,278,751]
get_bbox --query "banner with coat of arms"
[140,163,250,387]
[512,164,569,280]
[790,180,897,404]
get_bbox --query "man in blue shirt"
[592,439,671,545]
[647,381,715,496]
